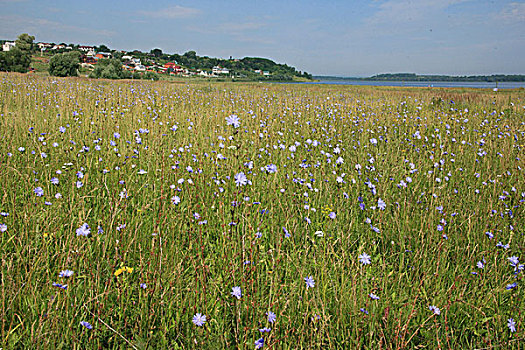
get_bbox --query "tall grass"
[0,73,524,349]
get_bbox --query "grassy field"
[0,72,524,349]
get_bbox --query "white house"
[2,42,15,52]
[212,66,229,75]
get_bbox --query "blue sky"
[1,0,524,76]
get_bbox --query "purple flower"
[266,164,277,173]
[359,253,371,265]
[304,276,315,289]
[506,282,517,290]
[140,283,147,289]
[80,321,93,329]
[52,282,68,290]
[0,223,6,232]
[360,308,369,315]
[267,311,276,323]
[429,305,441,315]
[50,177,59,185]
[234,172,248,186]
[328,212,336,219]
[283,227,291,238]
[231,286,242,299]
[59,270,74,278]
[171,195,181,205]
[34,187,44,197]
[225,114,241,128]
[369,293,380,300]
[377,198,386,210]
[508,318,516,333]
[508,256,519,267]
[255,337,265,349]
[192,313,206,326]
[259,327,271,333]
[76,223,91,237]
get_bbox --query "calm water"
[277,80,525,89]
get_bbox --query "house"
[263,71,270,76]
[254,69,262,74]
[134,65,146,72]
[95,52,112,59]
[164,62,179,69]
[52,44,66,50]
[2,42,15,52]
[79,45,95,52]
[212,66,229,75]
[37,42,53,50]
[121,55,133,61]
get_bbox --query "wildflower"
[266,164,277,173]
[369,293,380,300]
[140,283,147,289]
[283,227,291,238]
[59,270,74,278]
[259,327,271,333]
[76,223,90,237]
[52,282,68,290]
[192,313,207,326]
[80,321,93,330]
[225,114,241,128]
[508,318,516,333]
[360,308,369,315]
[359,253,371,265]
[429,305,441,315]
[34,187,44,196]
[267,311,276,323]
[231,286,242,299]
[328,212,336,219]
[76,181,83,189]
[234,172,248,186]
[508,256,519,267]
[114,266,133,277]
[314,230,324,237]
[171,195,181,205]
[0,223,6,232]
[50,177,59,185]
[255,337,265,349]
[506,282,517,290]
[304,276,315,289]
[377,198,386,210]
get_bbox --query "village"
[2,40,274,79]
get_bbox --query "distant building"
[2,42,15,52]
[212,66,229,75]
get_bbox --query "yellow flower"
[114,266,134,277]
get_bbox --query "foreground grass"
[0,73,524,349]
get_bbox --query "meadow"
[0,73,523,349]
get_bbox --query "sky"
[1,0,524,76]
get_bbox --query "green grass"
[0,73,524,349]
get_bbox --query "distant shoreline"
[315,73,525,83]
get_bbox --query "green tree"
[0,33,35,72]
[48,51,81,77]
[15,33,35,53]
[150,48,163,57]
[89,58,128,79]
[97,44,111,53]
[0,47,31,72]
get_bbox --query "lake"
[277,80,525,89]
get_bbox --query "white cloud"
[139,5,200,19]
[499,2,525,21]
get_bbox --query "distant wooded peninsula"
[316,73,525,82]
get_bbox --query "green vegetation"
[1,70,524,349]
[0,33,34,73]
[48,51,81,77]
